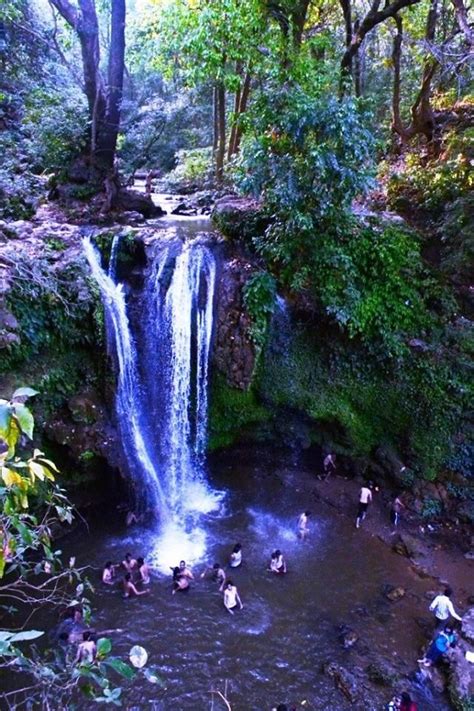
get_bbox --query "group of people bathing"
[102,542,288,615]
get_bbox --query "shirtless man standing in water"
[297,511,311,540]
[223,580,243,615]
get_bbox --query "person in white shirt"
[229,543,242,568]
[223,580,243,615]
[429,587,462,629]
[356,484,373,528]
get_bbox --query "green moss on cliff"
[208,373,272,450]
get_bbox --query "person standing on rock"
[429,587,462,629]
[390,494,405,528]
[355,483,373,528]
[417,624,457,666]
[323,453,336,480]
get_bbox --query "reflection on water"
[62,453,451,711]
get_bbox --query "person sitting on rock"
[178,560,194,579]
[417,624,457,667]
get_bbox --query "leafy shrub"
[243,271,276,354]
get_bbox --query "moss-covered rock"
[211,196,269,245]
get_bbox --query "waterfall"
[108,232,121,281]
[83,238,166,515]
[84,234,220,565]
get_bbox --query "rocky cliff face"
[213,256,256,390]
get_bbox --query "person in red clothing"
[399,691,417,711]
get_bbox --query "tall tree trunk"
[95,0,126,169]
[353,19,362,96]
[231,72,252,156]
[227,62,242,162]
[212,85,219,153]
[215,82,226,183]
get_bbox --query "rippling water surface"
[65,452,451,711]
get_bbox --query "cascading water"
[84,234,221,570]
[83,238,166,516]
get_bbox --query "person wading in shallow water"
[172,567,190,594]
[123,573,150,598]
[229,543,242,568]
[200,562,226,590]
[297,511,311,540]
[223,580,243,615]
[269,549,287,574]
[355,483,373,528]
[122,553,137,574]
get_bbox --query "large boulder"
[211,196,268,243]
[392,533,426,561]
[322,661,359,703]
[462,608,474,645]
[114,189,165,219]
[447,645,474,710]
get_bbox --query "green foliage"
[421,497,443,519]
[242,272,276,354]
[163,147,214,192]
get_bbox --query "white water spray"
[84,234,221,571]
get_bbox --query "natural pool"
[62,449,450,710]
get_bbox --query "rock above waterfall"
[212,196,269,244]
